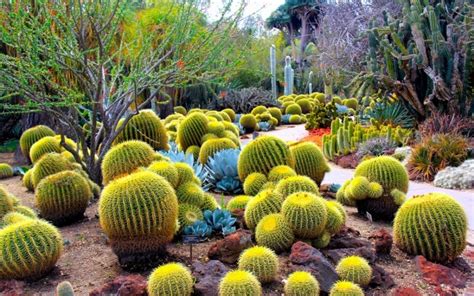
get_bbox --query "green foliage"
[115,110,169,151]
[268,165,297,182]
[101,140,155,184]
[329,281,364,296]
[290,142,330,186]
[286,103,302,115]
[29,136,62,164]
[305,102,338,130]
[239,114,257,132]
[336,256,372,287]
[226,195,252,212]
[275,175,319,198]
[19,125,55,162]
[238,135,295,181]
[238,246,279,283]
[177,112,209,151]
[35,170,92,225]
[148,161,179,188]
[284,271,320,296]
[176,182,205,208]
[244,189,283,230]
[99,171,178,258]
[394,192,467,263]
[255,213,295,253]
[32,153,73,188]
[0,216,63,280]
[0,163,13,179]
[148,263,193,296]
[218,270,262,296]
[56,281,75,296]
[281,192,328,239]
[199,138,237,165]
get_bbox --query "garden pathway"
[241,124,474,235]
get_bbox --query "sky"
[208,0,285,21]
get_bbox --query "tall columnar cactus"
[335,256,372,287]
[114,110,169,151]
[393,192,467,263]
[0,163,13,179]
[19,125,56,163]
[255,213,295,253]
[219,270,262,296]
[35,170,93,225]
[101,140,155,184]
[31,153,73,188]
[244,189,283,230]
[275,175,319,198]
[99,171,178,260]
[199,138,237,165]
[238,246,279,283]
[0,216,63,280]
[290,142,330,186]
[238,135,295,181]
[148,161,179,188]
[284,271,320,296]
[177,112,209,151]
[270,45,277,99]
[148,263,194,296]
[29,136,62,164]
[281,192,328,239]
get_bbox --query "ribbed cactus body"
[23,169,34,191]
[199,138,237,165]
[20,125,56,162]
[284,271,320,296]
[354,156,408,192]
[176,182,204,208]
[238,136,295,181]
[175,162,196,187]
[297,99,313,113]
[312,231,331,249]
[243,173,268,196]
[336,256,372,287]
[0,217,63,280]
[114,110,169,150]
[222,109,236,122]
[202,193,219,211]
[268,165,297,182]
[275,175,319,198]
[251,106,268,115]
[32,153,73,188]
[174,106,187,115]
[244,189,283,230]
[226,195,252,212]
[223,121,239,136]
[268,107,282,124]
[393,193,467,263]
[207,121,226,137]
[282,192,328,239]
[0,164,13,179]
[219,270,262,296]
[99,171,178,258]
[239,114,257,131]
[255,213,294,253]
[326,201,346,234]
[0,187,14,219]
[35,170,92,225]
[290,142,330,186]
[177,112,209,151]
[178,203,203,229]
[148,161,179,188]
[238,246,279,283]
[11,205,37,219]
[329,281,364,296]
[148,263,193,296]
[286,103,302,115]
[101,140,155,184]
[29,136,62,164]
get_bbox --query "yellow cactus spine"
[148,263,193,296]
[284,271,320,296]
[238,246,279,283]
[218,270,262,296]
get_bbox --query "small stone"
[208,229,253,264]
[324,247,376,264]
[370,264,395,289]
[327,227,370,249]
[368,228,393,256]
[415,256,467,289]
[89,275,147,296]
[192,260,230,296]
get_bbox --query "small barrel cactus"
[238,135,295,181]
[251,105,268,115]
[218,270,262,296]
[226,195,252,212]
[284,271,320,296]
[176,182,205,208]
[329,281,364,296]
[207,121,226,137]
[201,193,220,211]
[219,111,232,122]
[222,108,236,122]
[0,163,13,179]
[290,142,330,186]
[325,201,346,234]
[244,189,283,230]
[199,138,237,165]
[275,175,319,198]
[32,153,73,188]
[281,192,328,239]
[255,213,295,253]
[20,125,56,162]
[23,169,34,191]
[148,263,193,296]
[0,186,14,219]
[393,192,467,263]
[175,162,197,187]
[101,140,155,184]
[148,161,179,188]
[238,246,279,283]
[29,136,62,164]
[289,115,302,124]
[99,171,178,259]
[243,172,268,196]
[268,107,282,124]
[35,170,92,225]
[0,217,63,280]
[312,231,331,249]
[178,203,203,230]
[239,114,258,132]
[355,156,408,192]
[177,112,209,151]
[268,165,297,182]
[286,103,302,115]
[56,281,75,296]
[174,106,187,115]
[335,256,372,287]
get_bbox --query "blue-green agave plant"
[204,209,237,236]
[203,148,242,194]
[159,142,208,182]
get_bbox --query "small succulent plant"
[204,149,242,194]
[159,142,208,182]
[204,209,237,235]
[258,121,273,132]
[183,220,213,238]
[281,114,292,125]
[356,137,397,160]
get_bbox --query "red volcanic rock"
[369,228,393,256]
[392,287,422,296]
[89,275,147,296]
[415,256,467,289]
[208,229,253,264]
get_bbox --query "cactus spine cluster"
[199,138,237,165]
[177,112,209,151]
[393,192,467,263]
[178,203,203,229]
[284,271,320,296]
[268,165,297,182]
[219,270,262,296]
[23,169,34,191]
[243,173,268,196]
[148,161,179,188]
[244,189,283,230]
[148,263,194,296]
[226,195,252,212]
[32,153,73,188]
[290,142,330,186]
[275,175,319,198]
[238,246,279,283]
[329,281,364,296]
[20,125,55,162]
[176,182,205,208]
[29,136,62,163]
[255,213,295,253]
[335,256,372,287]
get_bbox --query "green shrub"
[101,140,155,184]
[305,102,338,130]
[99,171,178,258]
[282,192,328,239]
[268,165,297,182]
[239,114,257,132]
[275,175,319,198]
[32,153,73,188]
[148,263,193,296]
[0,217,63,280]
[335,256,372,287]
[255,213,295,253]
[199,138,237,165]
[29,136,62,164]
[329,281,364,296]
[0,163,13,179]
[148,161,179,188]
[393,192,467,263]
[218,270,262,296]
[35,171,92,225]
[284,271,320,296]
[226,195,252,212]
[174,106,187,115]
[290,142,330,186]
[243,172,268,196]
[238,246,279,283]
[176,182,204,208]
[244,189,283,230]
[238,135,294,181]
[286,103,302,115]
[177,112,209,151]
[19,125,55,162]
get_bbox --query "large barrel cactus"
[355,156,408,192]
[199,138,237,165]
[20,125,55,162]
[114,110,169,151]
[32,153,74,188]
[99,171,178,262]
[238,135,295,181]
[255,213,295,253]
[0,216,63,280]
[29,136,62,164]
[177,112,209,151]
[147,263,193,296]
[275,175,319,198]
[101,140,155,184]
[35,170,93,225]
[290,142,330,186]
[244,189,283,230]
[393,192,467,263]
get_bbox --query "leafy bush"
[217,88,280,114]
[305,102,338,130]
[355,137,397,160]
[204,149,242,194]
